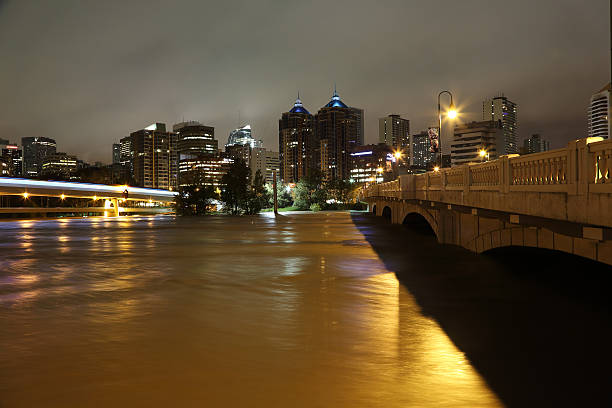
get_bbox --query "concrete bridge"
[0,178,177,216]
[362,137,612,266]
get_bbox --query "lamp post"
[437,91,457,169]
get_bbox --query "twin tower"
[278,89,363,184]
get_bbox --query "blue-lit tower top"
[289,92,311,115]
[323,85,348,109]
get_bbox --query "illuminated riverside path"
[1,213,612,407]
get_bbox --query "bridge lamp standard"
[22,192,29,199]
[479,149,490,162]
[60,194,65,200]
[437,90,458,169]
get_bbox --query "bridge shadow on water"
[351,212,612,408]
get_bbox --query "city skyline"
[0,0,610,163]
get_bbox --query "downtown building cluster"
[112,121,280,191]
[278,90,552,185]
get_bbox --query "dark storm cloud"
[0,0,608,162]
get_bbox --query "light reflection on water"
[0,213,500,407]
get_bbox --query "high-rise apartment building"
[588,83,611,140]
[523,134,550,154]
[22,137,57,177]
[483,95,517,154]
[278,96,316,183]
[130,123,178,190]
[451,121,503,166]
[315,88,361,181]
[379,114,410,155]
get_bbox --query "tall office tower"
[379,114,410,155]
[523,134,550,154]
[588,83,611,139]
[130,123,178,190]
[112,143,121,165]
[483,95,518,154]
[173,121,217,159]
[411,131,438,168]
[22,136,57,177]
[350,107,364,146]
[315,88,360,181]
[278,96,316,183]
[250,147,280,185]
[1,144,23,177]
[451,121,503,166]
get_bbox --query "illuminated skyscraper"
[315,88,361,181]
[22,136,57,177]
[278,95,316,183]
[483,95,518,154]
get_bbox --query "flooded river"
[0,212,610,407]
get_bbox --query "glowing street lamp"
[22,192,29,199]
[437,90,458,169]
[479,149,490,162]
[393,150,402,160]
[433,166,440,172]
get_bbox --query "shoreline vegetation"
[174,160,367,216]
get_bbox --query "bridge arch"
[469,224,606,265]
[381,206,392,221]
[402,212,437,237]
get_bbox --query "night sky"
[0,0,609,162]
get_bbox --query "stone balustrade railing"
[363,137,612,199]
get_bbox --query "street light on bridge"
[437,90,458,169]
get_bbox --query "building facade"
[278,96,316,183]
[112,143,121,165]
[250,147,280,184]
[22,136,57,177]
[523,134,550,154]
[411,130,438,169]
[0,144,23,177]
[178,155,233,187]
[131,123,178,190]
[588,83,611,140]
[349,143,395,184]
[483,95,518,154]
[315,89,361,181]
[174,121,217,159]
[41,152,78,178]
[451,121,503,166]
[379,114,410,164]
